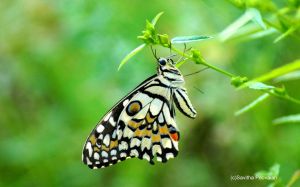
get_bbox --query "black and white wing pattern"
[82,76,180,169]
[82,57,197,169]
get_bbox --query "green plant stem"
[170,45,235,78]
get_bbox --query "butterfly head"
[157,57,184,84]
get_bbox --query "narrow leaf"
[249,8,267,30]
[287,170,300,187]
[219,8,256,41]
[248,82,275,90]
[151,12,164,26]
[274,70,300,82]
[171,35,212,44]
[239,59,300,89]
[273,114,300,125]
[235,93,270,116]
[118,44,146,70]
[247,28,277,40]
[253,59,300,82]
[269,164,280,177]
[274,26,297,43]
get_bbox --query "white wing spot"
[86,157,92,165]
[157,156,162,162]
[149,98,163,116]
[166,153,174,160]
[101,151,108,158]
[123,126,133,138]
[112,130,117,139]
[94,152,100,160]
[130,149,139,157]
[111,149,117,156]
[104,111,112,122]
[119,141,128,151]
[130,138,141,148]
[143,153,150,161]
[162,138,172,149]
[158,113,164,123]
[152,144,162,155]
[103,134,110,147]
[109,117,116,127]
[86,142,92,157]
[141,138,151,151]
[96,125,105,133]
[123,99,129,107]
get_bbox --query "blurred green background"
[1,0,300,187]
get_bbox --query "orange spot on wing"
[89,134,96,145]
[151,134,161,143]
[110,140,118,149]
[146,113,156,123]
[134,128,143,137]
[159,125,169,135]
[170,132,179,141]
[128,120,142,129]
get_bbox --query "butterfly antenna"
[176,43,187,64]
[184,67,209,77]
[151,45,159,61]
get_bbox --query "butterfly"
[82,57,196,169]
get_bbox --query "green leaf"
[118,44,146,70]
[239,59,300,89]
[171,35,212,44]
[219,8,257,41]
[248,82,275,90]
[274,70,300,82]
[274,26,297,43]
[247,28,277,40]
[151,12,164,26]
[287,170,300,187]
[237,80,300,105]
[255,163,280,179]
[249,8,267,30]
[273,114,300,125]
[254,59,300,82]
[235,93,270,116]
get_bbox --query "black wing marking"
[173,88,196,118]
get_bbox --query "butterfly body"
[82,58,196,169]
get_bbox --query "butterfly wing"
[82,76,180,169]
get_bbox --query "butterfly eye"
[126,101,142,116]
[158,58,167,66]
